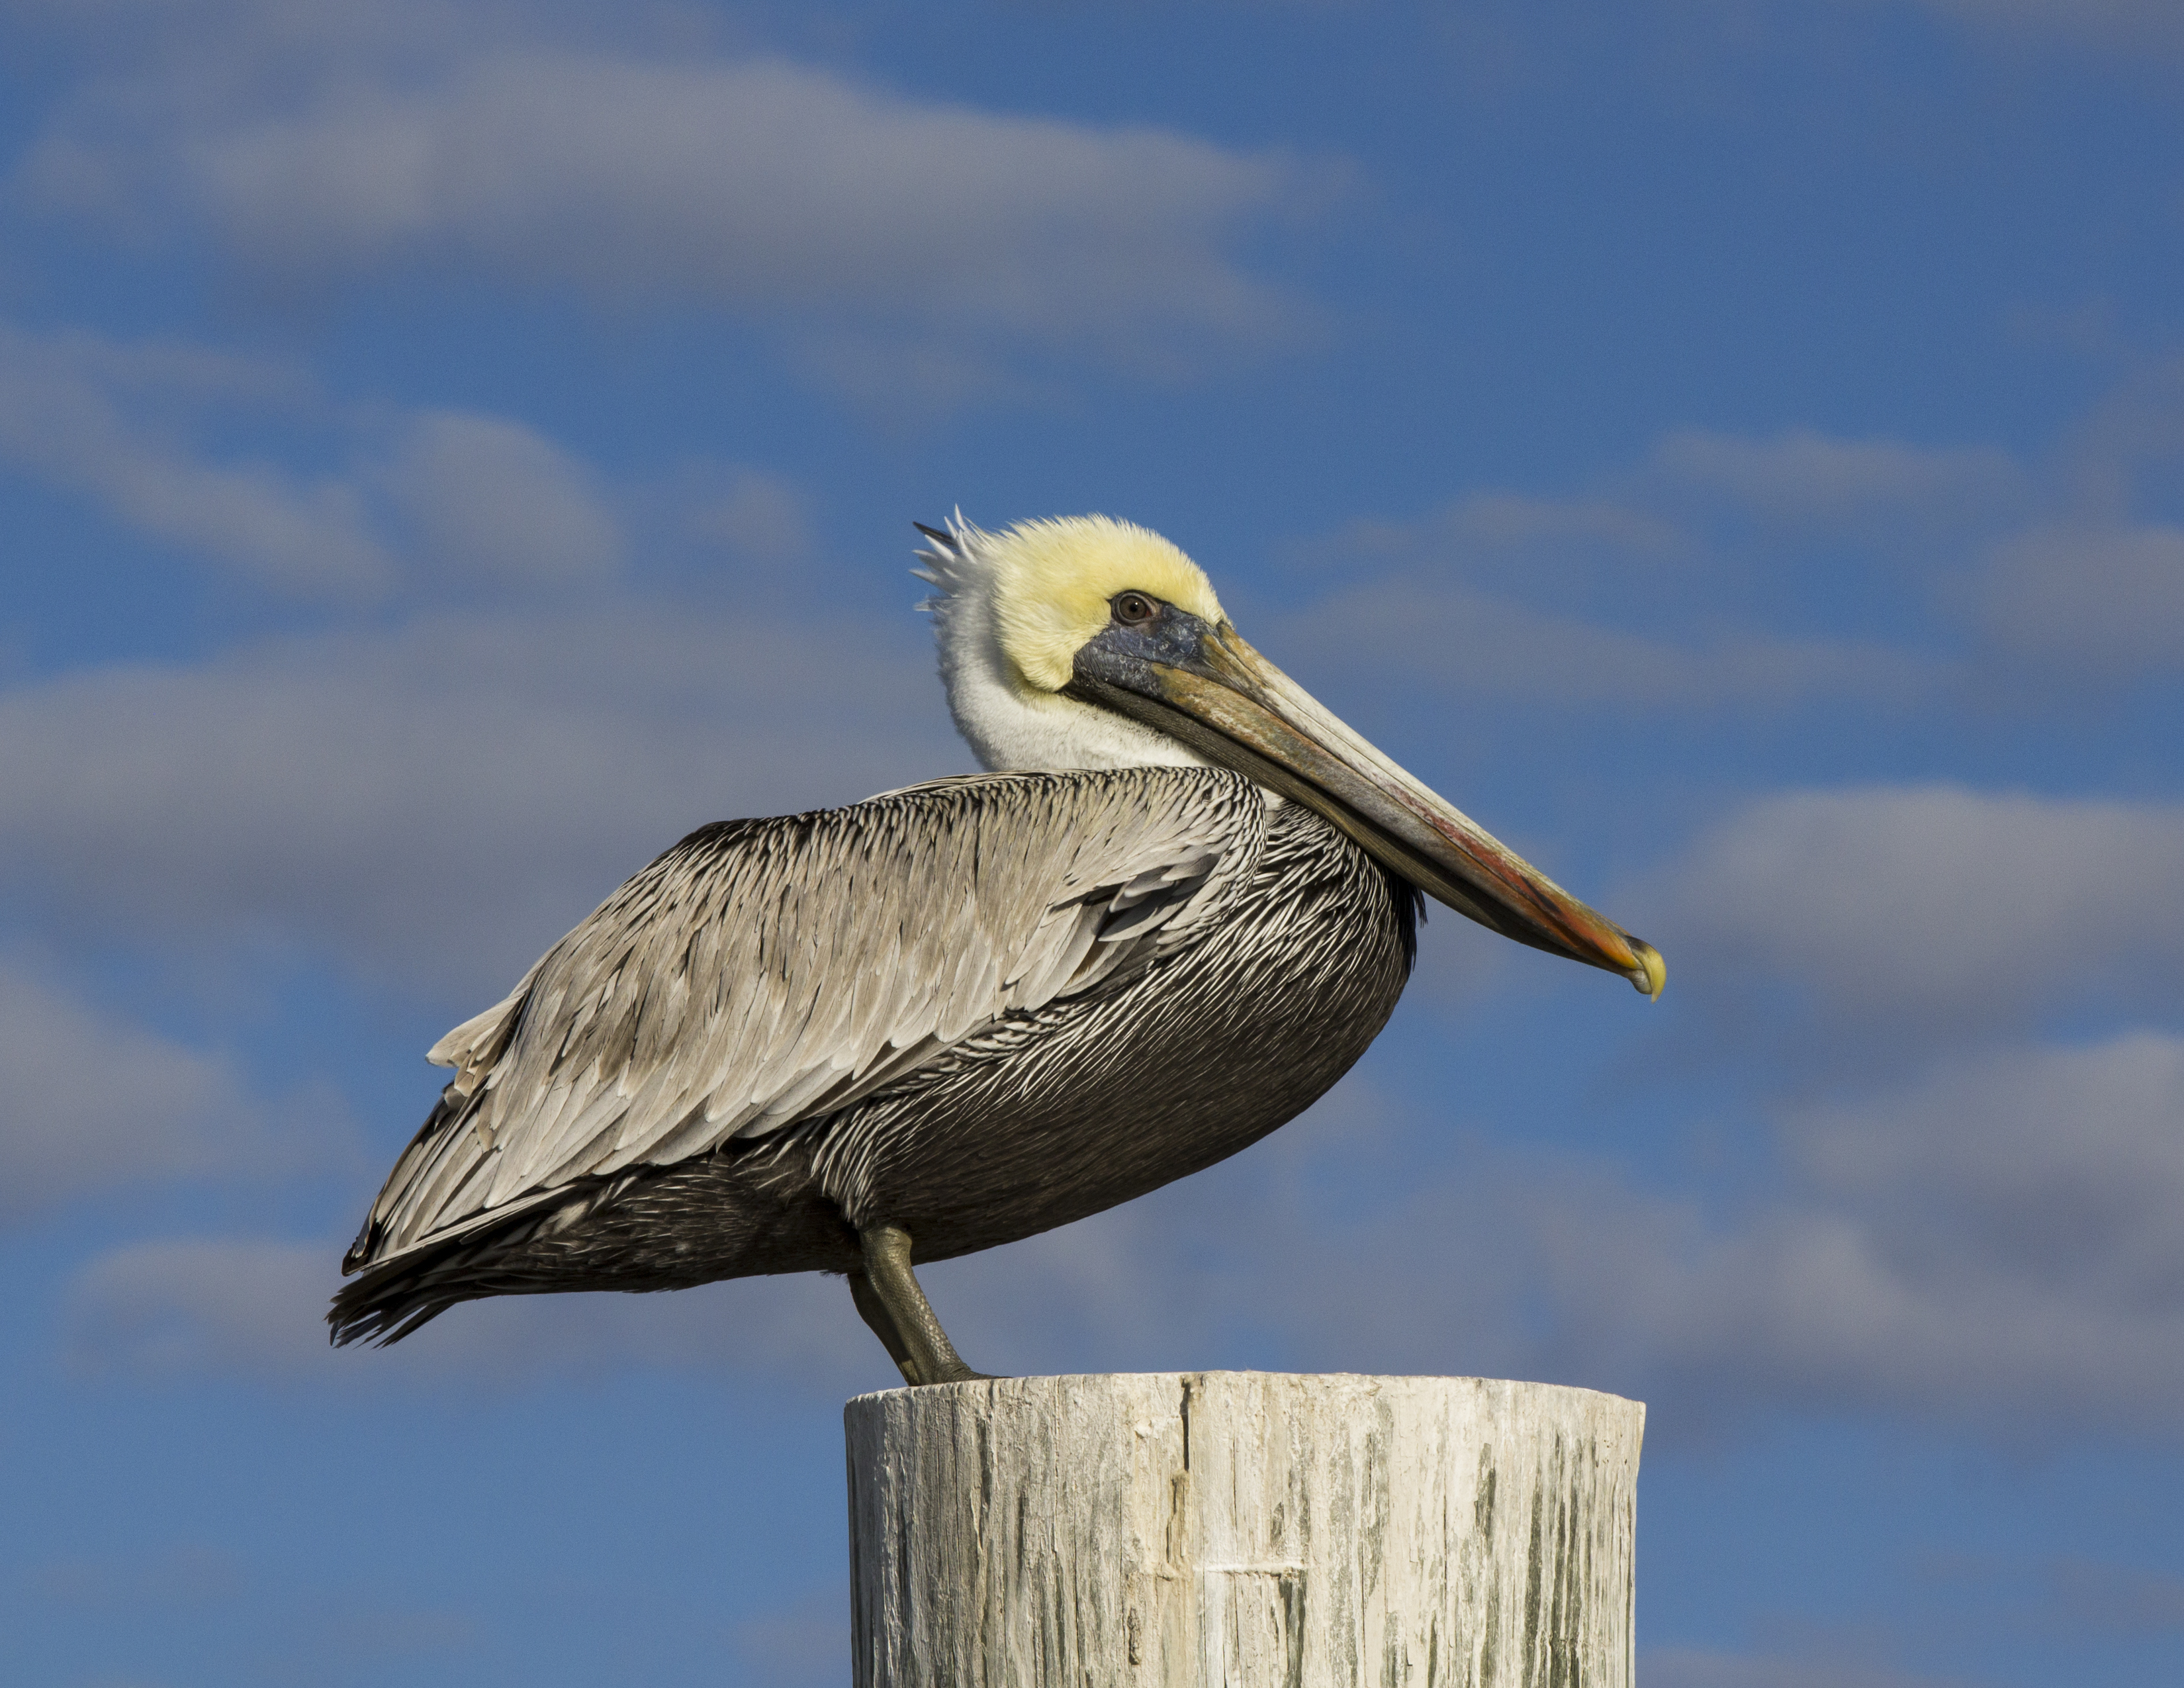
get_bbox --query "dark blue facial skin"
[1068,593,1223,698]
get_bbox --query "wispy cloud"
[1970,522,2184,680]
[1572,1033,2184,1440]
[1896,0,2184,58]
[0,320,947,999]
[383,410,625,589]
[30,1540,246,1612]
[1651,427,2024,526]
[1637,784,2184,1048]
[0,961,351,1225]
[19,23,1332,389]
[1275,575,1938,711]
[0,601,964,994]
[1273,424,2017,714]
[2040,1556,2184,1634]
[1642,1646,1983,1688]
[1279,387,2184,718]
[0,320,637,598]
[730,1591,845,1688]
[1789,1031,2184,1307]
[0,324,393,595]
[62,1234,888,1393]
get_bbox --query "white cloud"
[0,328,936,1002]
[32,1541,246,1611]
[1653,428,2023,526]
[2042,1557,2184,1633]
[0,961,345,1225]
[1333,427,2023,584]
[1621,1035,2184,1436]
[677,465,813,565]
[0,323,392,594]
[1294,492,1686,600]
[1902,0,2184,56]
[1788,1033,2184,1311]
[1031,1023,2184,1440]
[62,1235,887,1391]
[5,0,493,68]
[1275,575,1935,710]
[384,410,624,588]
[1279,393,2184,722]
[0,601,965,995]
[1277,402,2174,723]
[731,1592,844,1688]
[1430,491,1686,556]
[1643,784,2184,1041]
[0,321,633,598]
[22,43,1321,377]
[1642,1647,1979,1688]
[1972,522,2184,679]
[1277,426,2010,714]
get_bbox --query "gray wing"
[348,769,1265,1266]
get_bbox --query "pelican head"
[918,514,1665,997]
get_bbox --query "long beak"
[1069,619,1665,998]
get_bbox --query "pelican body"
[333,517,1661,1382]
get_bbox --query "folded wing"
[345,768,1265,1270]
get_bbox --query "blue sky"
[1,2,2181,1683]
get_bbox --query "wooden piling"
[846,1372,1643,1687]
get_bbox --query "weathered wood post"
[846,1372,1642,1687]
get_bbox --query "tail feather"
[330,1191,570,1346]
[328,1235,486,1347]
[328,1145,857,1346]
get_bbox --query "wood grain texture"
[845,1372,1643,1687]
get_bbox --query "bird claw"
[911,1362,1003,1386]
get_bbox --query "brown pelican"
[331,515,1662,1383]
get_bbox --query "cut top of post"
[845,1371,1643,1688]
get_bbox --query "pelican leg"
[852,1222,993,1385]
[846,1270,918,1382]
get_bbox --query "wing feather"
[351,769,1263,1266]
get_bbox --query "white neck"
[918,520,1210,774]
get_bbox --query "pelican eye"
[1112,591,1159,627]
